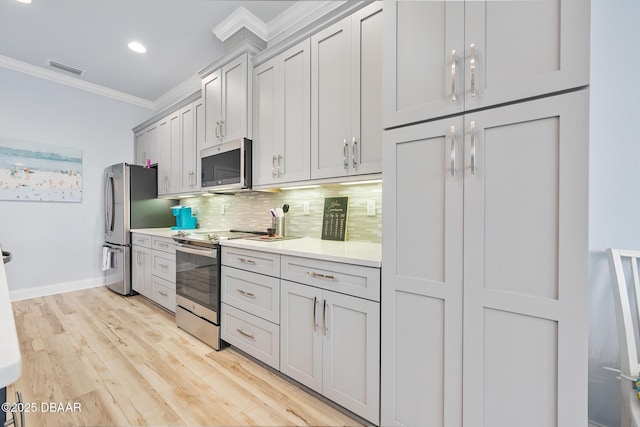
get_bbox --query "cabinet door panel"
[463,91,588,426]
[280,40,311,183]
[311,18,352,179]
[352,4,383,175]
[381,118,463,427]
[222,55,248,143]
[280,280,323,393]
[252,59,278,186]
[464,0,589,110]
[323,290,380,425]
[179,103,196,193]
[203,70,222,148]
[383,0,464,128]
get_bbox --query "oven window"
[201,149,240,187]
[175,250,219,313]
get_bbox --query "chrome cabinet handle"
[237,328,255,339]
[219,119,225,138]
[237,289,256,298]
[470,120,477,174]
[159,263,169,269]
[307,271,337,281]
[469,44,477,97]
[323,299,328,336]
[272,155,277,178]
[238,257,256,265]
[352,137,357,168]
[278,154,283,177]
[450,49,457,102]
[313,296,318,333]
[158,290,168,297]
[450,125,456,177]
[343,139,348,169]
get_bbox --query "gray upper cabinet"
[253,39,311,187]
[384,0,590,128]
[311,2,383,180]
[157,111,180,196]
[202,54,249,148]
[134,122,159,167]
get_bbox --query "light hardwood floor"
[6,286,364,427]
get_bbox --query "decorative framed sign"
[0,137,83,202]
[322,196,349,241]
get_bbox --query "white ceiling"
[0,0,297,106]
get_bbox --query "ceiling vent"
[48,60,85,76]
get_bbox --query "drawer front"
[221,303,280,370]
[132,233,152,248]
[152,276,176,312]
[281,255,381,302]
[152,251,176,282]
[152,236,176,254]
[222,247,281,277]
[221,266,280,324]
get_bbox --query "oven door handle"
[176,244,217,258]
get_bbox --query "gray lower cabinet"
[280,280,380,425]
[221,246,381,425]
[132,234,176,312]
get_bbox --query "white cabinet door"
[462,91,588,427]
[203,69,222,149]
[157,111,180,195]
[381,117,464,427]
[323,290,380,425]
[350,4,383,176]
[384,0,589,128]
[178,102,197,193]
[311,16,352,179]
[134,130,146,166]
[252,58,279,187]
[278,39,311,184]
[463,0,589,112]
[194,98,204,189]
[221,54,248,144]
[280,280,323,393]
[383,0,464,128]
[132,246,152,298]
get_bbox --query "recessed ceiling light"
[16,0,32,4]
[128,41,146,54]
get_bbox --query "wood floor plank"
[7,286,364,427]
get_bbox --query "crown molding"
[0,54,155,110]
[154,74,202,112]
[213,6,268,43]
[266,1,343,46]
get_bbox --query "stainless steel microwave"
[200,138,252,191]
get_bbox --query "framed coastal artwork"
[0,137,83,202]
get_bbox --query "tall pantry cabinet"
[381,1,590,426]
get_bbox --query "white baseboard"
[9,277,104,301]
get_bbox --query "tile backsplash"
[181,183,382,243]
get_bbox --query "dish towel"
[102,246,111,272]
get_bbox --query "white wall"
[0,67,153,299]
[589,0,640,425]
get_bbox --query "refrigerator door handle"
[104,172,114,234]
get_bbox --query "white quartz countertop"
[0,246,21,388]
[130,228,178,238]
[220,237,382,268]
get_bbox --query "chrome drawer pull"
[307,271,337,281]
[158,291,168,297]
[238,257,256,265]
[236,328,255,339]
[159,263,169,269]
[237,289,256,298]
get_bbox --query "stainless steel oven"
[175,242,223,350]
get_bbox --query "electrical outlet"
[303,201,311,215]
[367,199,376,216]
[220,204,225,215]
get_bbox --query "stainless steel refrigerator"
[103,163,177,295]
